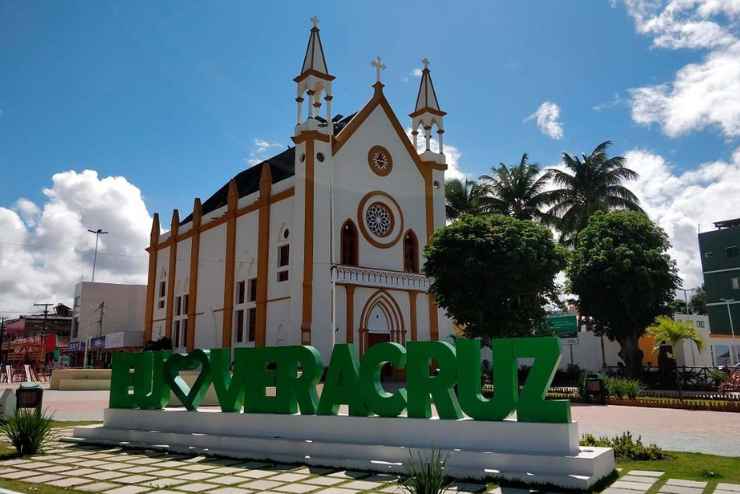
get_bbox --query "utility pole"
[0,316,5,368]
[33,303,54,368]
[87,228,108,282]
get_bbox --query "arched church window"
[341,220,359,266]
[403,230,419,273]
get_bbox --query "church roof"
[295,22,332,81]
[411,63,445,117]
[181,113,355,224]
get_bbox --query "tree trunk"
[617,334,644,379]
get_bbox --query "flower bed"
[608,396,740,412]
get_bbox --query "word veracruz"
[110,337,570,423]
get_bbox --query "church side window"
[403,230,419,273]
[234,277,257,345]
[277,245,290,282]
[173,293,188,350]
[158,280,166,309]
[341,220,359,266]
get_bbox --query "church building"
[143,19,452,357]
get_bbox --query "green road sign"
[547,313,578,338]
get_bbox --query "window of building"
[403,230,419,273]
[704,251,713,259]
[728,245,739,258]
[173,294,188,351]
[732,277,740,290]
[277,244,289,282]
[158,281,166,309]
[234,278,258,347]
[696,320,705,328]
[341,220,358,266]
[248,307,257,342]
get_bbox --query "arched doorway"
[359,289,405,355]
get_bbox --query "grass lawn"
[617,451,740,483]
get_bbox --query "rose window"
[365,202,394,238]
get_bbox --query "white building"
[144,19,453,357]
[72,282,146,350]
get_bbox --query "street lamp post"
[87,228,108,282]
[721,298,737,365]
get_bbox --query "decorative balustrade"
[331,265,431,291]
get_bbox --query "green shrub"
[604,377,642,399]
[402,449,449,494]
[580,432,664,460]
[0,409,54,456]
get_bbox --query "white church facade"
[144,19,453,357]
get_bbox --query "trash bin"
[583,375,607,405]
[15,382,43,414]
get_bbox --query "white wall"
[557,332,623,372]
[73,282,146,341]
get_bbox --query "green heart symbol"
[164,349,213,411]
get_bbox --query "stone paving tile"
[100,462,141,471]
[152,469,191,477]
[176,471,219,481]
[0,468,19,476]
[327,471,369,480]
[209,467,247,475]
[88,453,120,459]
[78,481,123,492]
[127,457,168,465]
[48,476,97,488]
[148,491,181,494]
[603,489,643,494]
[150,461,187,469]
[628,470,665,478]
[74,468,105,476]
[290,467,335,476]
[122,465,162,474]
[274,484,320,494]
[15,461,54,469]
[0,469,40,480]
[665,480,708,488]
[312,488,357,494]
[718,491,740,494]
[270,473,311,483]
[658,486,703,494]
[176,482,221,492]
[88,470,130,481]
[40,464,77,473]
[142,478,188,489]
[180,463,220,472]
[303,477,347,487]
[209,459,245,467]
[210,475,253,486]
[620,475,657,484]
[105,485,153,494]
[718,485,740,493]
[610,480,652,492]
[241,461,272,469]
[340,480,385,490]
[378,485,403,494]
[207,488,253,494]
[24,473,66,484]
[362,474,398,483]
[0,459,31,466]
[237,469,279,479]
[239,479,286,491]
[116,474,158,484]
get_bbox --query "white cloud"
[625,147,740,288]
[525,101,564,140]
[0,170,151,315]
[593,93,626,111]
[412,68,423,77]
[247,138,283,166]
[624,0,740,138]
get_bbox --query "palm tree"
[444,178,488,220]
[647,315,705,399]
[547,141,642,244]
[479,153,555,222]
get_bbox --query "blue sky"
[1,0,739,310]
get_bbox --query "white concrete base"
[70,408,614,490]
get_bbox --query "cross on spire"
[421,57,430,70]
[310,16,319,29]
[371,56,386,83]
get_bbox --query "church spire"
[294,17,335,135]
[410,58,446,163]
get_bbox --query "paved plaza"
[0,428,738,494]
[26,387,740,457]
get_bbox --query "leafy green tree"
[444,178,488,220]
[478,153,556,222]
[647,315,704,398]
[567,211,680,377]
[547,141,642,244]
[690,286,707,315]
[424,214,566,338]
